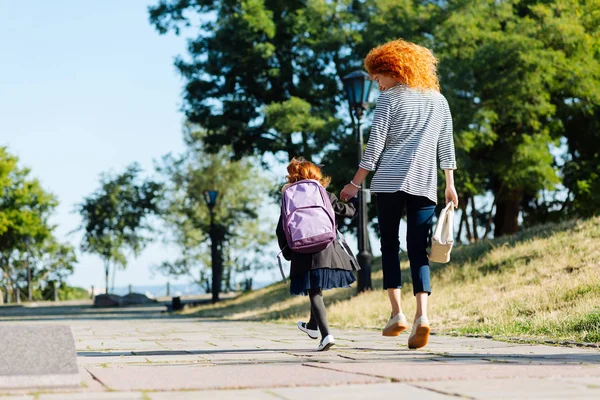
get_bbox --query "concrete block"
[0,325,79,389]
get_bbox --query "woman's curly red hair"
[364,39,440,92]
[284,157,331,189]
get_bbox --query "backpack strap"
[277,248,288,283]
[337,230,361,271]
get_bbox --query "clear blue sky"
[0,0,204,290]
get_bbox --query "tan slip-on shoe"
[408,316,430,349]
[382,313,407,337]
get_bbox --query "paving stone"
[310,361,600,382]
[201,351,300,365]
[148,383,455,400]
[0,325,79,390]
[86,364,386,391]
[40,392,145,400]
[78,355,203,366]
[335,350,439,363]
[273,382,454,399]
[416,377,600,399]
[149,390,275,400]
[80,342,166,352]
[556,376,600,386]
[428,357,498,365]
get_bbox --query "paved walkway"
[1,303,600,399]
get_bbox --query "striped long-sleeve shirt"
[359,85,457,204]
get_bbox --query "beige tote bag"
[429,202,455,263]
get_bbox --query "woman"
[340,39,458,350]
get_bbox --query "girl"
[340,39,459,349]
[276,158,358,351]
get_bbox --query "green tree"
[148,0,362,162]
[150,0,600,239]
[360,0,599,236]
[34,237,78,297]
[77,164,162,294]
[0,147,58,301]
[554,0,600,218]
[156,127,273,302]
[562,108,600,217]
[12,236,79,301]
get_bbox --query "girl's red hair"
[284,157,331,188]
[364,39,440,92]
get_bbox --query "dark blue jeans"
[376,191,436,295]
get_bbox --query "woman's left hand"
[340,184,359,202]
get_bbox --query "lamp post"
[203,190,222,303]
[342,70,374,292]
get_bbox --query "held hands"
[445,185,459,208]
[340,183,359,202]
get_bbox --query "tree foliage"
[149,0,600,241]
[76,164,162,294]
[149,0,361,161]
[156,127,273,300]
[0,147,77,302]
[434,0,599,235]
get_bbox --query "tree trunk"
[456,208,465,244]
[460,197,473,243]
[493,188,523,237]
[4,271,13,304]
[111,263,117,294]
[104,260,110,294]
[470,197,479,242]
[484,198,496,238]
[286,136,295,162]
[300,132,313,161]
[223,249,232,293]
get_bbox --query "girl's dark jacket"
[276,191,358,278]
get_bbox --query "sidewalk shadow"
[432,351,600,365]
[0,303,175,321]
[77,348,600,365]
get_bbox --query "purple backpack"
[281,179,336,254]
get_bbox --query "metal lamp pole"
[343,71,374,292]
[353,105,372,292]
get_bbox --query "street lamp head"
[203,190,219,210]
[342,70,374,118]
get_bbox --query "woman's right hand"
[340,184,359,202]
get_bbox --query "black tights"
[306,288,329,339]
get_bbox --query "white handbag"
[429,202,455,263]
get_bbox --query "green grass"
[186,217,600,344]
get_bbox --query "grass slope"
[186,218,600,343]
